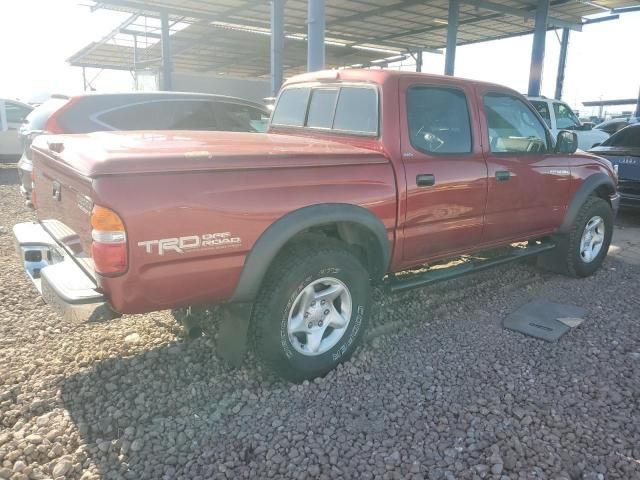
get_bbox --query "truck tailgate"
[31,144,95,279]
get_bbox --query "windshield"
[553,102,581,129]
[601,125,640,148]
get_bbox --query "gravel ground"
[1,164,639,480]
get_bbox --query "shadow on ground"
[0,167,19,186]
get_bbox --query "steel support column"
[307,0,325,71]
[271,0,285,97]
[554,28,570,100]
[444,0,459,76]
[528,0,549,97]
[416,48,423,72]
[160,10,172,91]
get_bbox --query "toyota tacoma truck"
[14,69,619,381]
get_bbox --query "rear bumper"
[13,222,119,323]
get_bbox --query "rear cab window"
[271,83,378,136]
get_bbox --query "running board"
[386,241,556,294]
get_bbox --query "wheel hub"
[287,277,352,356]
[579,215,605,264]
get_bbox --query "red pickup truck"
[14,69,619,381]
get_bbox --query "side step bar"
[386,241,556,294]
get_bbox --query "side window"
[170,101,216,130]
[97,100,215,130]
[306,89,338,129]
[483,94,548,154]
[407,86,472,154]
[554,102,580,130]
[530,101,552,128]
[271,87,310,127]
[333,87,378,134]
[213,102,267,132]
[6,102,32,124]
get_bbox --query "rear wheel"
[251,237,371,382]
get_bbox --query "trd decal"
[138,232,241,255]
[547,168,570,176]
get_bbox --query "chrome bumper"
[13,222,118,323]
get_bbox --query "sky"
[0,0,638,117]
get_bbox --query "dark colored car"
[17,92,270,204]
[590,124,640,208]
[594,117,638,135]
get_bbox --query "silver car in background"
[17,92,270,205]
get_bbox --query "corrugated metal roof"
[69,0,639,77]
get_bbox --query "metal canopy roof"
[69,20,399,77]
[71,0,639,77]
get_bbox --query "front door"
[478,89,569,244]
[399,78,488,267]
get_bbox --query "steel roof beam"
[70,12,139,63]
[90,0,439,52]
[461,0,583,31]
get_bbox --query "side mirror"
[556,130,578,154]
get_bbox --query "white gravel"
[1,164,639,480]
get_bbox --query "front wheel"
[548,196,614,277]
[251,237,371,382]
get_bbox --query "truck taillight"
[91,205,127,275]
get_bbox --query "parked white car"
[527,96,609,151]
[0,99,33,162]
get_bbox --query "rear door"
[478,89,569,243]
[398,77,488,266]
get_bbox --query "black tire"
[544,196,613,278]
[251,236,371,382]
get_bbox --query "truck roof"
[283,68,520,96]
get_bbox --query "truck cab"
[15,69,619,381]
[527,96,609,151]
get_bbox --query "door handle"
[416,174,435,187]
[495,170,511,182]
[52,181,61,201]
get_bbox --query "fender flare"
[559,173,616,234]
[230,203,391,303]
